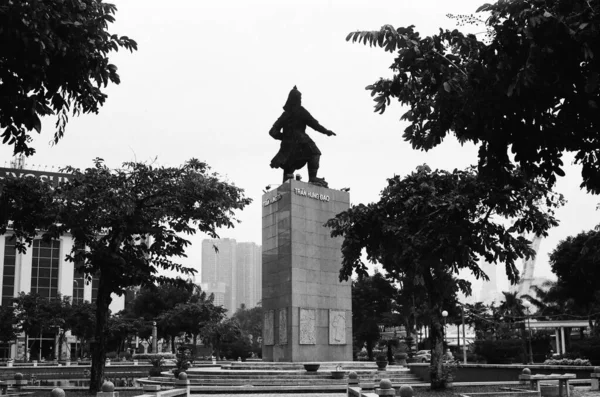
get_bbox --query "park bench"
[518,373,575,397]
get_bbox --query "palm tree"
[522,280,583,348]
[498,291,528,363]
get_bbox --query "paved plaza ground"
[180,391,599,397]
[575,388,600,397]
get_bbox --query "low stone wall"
[459,391,539,397]
[408,363,593,382]
[0,364,159,380]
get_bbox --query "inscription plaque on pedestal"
[264,310,274,346]
[279,308,287,345]
[299,309,316,345]
[329,310,346,345]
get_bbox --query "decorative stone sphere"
[522,368,531,375]
[594,367,600,373]
[14,373,23,381]
[178,372,188,380]
[50,388,66,397]
[101,381,115,392]
[399,385,414,397]
[379,379,393,389]
[348,371,358,380]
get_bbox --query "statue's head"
[283,86,302,111]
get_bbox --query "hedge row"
[132,353,176,360]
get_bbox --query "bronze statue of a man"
[269,86,336,187]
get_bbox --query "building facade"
[201,239,261,314]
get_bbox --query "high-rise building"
[235,242,262,308]
[201,239,261,314]
[201,238,236,312]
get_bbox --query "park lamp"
[523,300,534,364]
[442,310,448,347]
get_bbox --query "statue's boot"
[309,176,328,188]
[283,170,294,183]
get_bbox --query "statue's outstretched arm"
[305,110,336,136]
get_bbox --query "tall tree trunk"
[423,264,446,390]
[171,336,176,353]
[89,271,112,393]
[429,319,445,389]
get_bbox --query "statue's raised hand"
[326,130,336,136]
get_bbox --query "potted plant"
[331,364,345,379]
[394,352,408,366]
[375,353,388,370]
[173,346,192,378]
[148,357,164,377]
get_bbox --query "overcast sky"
[2,0,598,300]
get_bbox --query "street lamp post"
[523,301,533,364]
[442,310,448,351]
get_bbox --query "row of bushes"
[132,353,176,360]
[568,338,600,364]
[473,337,600,365]
[543,358,592,366]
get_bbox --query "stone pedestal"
[261,180,352,362]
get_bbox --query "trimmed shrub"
[543,358,591,366]
[105,352,118,359]
[133,353,176,360]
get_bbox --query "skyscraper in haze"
[479,259,499,305]
[235,242,262,308]
[201,238,261,314]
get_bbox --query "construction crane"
[514,234,542,297]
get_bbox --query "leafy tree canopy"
[0,0,137,155]
[326,165,562,388]
[549,229,600,316]
[232,304,263,346]
[351,272,397,360]
[128,282,198,322]
[348,0,600,193]
[0,158,250,391]
[0,305,21,349]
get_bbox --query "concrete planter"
[304,363,320,372]
[331,370,345,379]
[376,361,388,370]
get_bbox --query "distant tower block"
[479,259,499,305]
[261,180,352,362]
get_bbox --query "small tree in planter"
[173,346,192,378]
[148,357,164,377]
